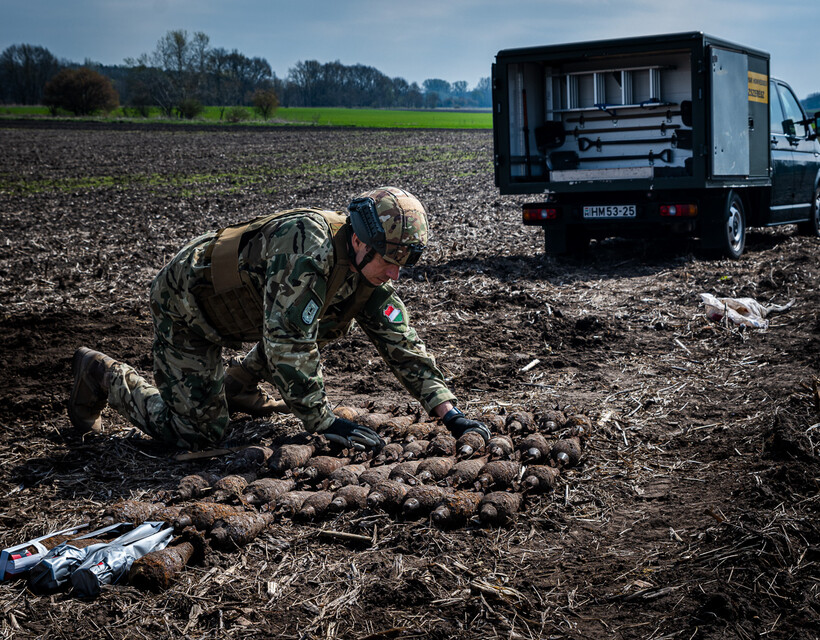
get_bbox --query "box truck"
[492,32,820,257]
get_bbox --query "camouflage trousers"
[106,274,231,450]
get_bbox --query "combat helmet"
[348,187,428,268]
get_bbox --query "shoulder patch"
[302,299,320,325]
[383,303,404,324]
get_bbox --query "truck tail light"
[523,205,558,222]
[660,204,698,217]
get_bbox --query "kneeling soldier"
[68,187,490,451]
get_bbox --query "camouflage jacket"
[152,209,455,432]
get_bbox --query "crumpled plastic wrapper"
[699,293,794,329]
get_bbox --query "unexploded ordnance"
[128,527,208,591]
[516,433,551,462]
[388,460,421,484]
[175,472,221,500]
[484,414,505,432]
[475,460,522,491]
[328,484,370,512]
[268,444,315,474]
[356,412,394,430]
[431,491,484,528]
[416,456,455,483]
[357,464,394,487]
[565,414,592,437]
[333,406,367,421]
[479,492,522,526]
[521,465,560,493]
[539,409,567,433]
[227,445,275,472]
[427,434,457,458]
[550,436,583,468]
[210,512,274,547]
[381,415,416,437]
[506,411,535,435]
[372,442,403,465]
[273,490,315,516]
[456,431,486,458]
[296,456,349,483]
[295,491,335,521]
[175,502,245,531]
[447,457,489,488]
[101,500,162,526]
[404,422,444,442]
[488,435,514,460]
[326,463,368,489]
[366,480,409,511]
[242,478,296,505]
[400,440,429,461]
[211,472,257,502]
[402,485,452,518]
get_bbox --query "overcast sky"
[2,0,818,100]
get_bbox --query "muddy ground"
[0,122,818,639]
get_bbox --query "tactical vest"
[198,209,374,342]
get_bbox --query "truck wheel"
[719,191,746,259]
[796,186,820,237]
[565,227,590,255]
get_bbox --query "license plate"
[583,205,636,219]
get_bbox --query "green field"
[0,105,493,129]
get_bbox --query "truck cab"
[492,32,820,258]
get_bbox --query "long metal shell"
[475,460,522,491]
[211,472,257,502]
[447,457,488,488]
[488,435,514,460]
[358,464,395,487]
[328,485,370,512]
[427,434,457,458]
[295,491,334,521]
[175,503,245,531]
[273,491,314,515]
[388,460,421,485]
[456,431,486,458]
[521,465,560,493]
[416,457,455,483]
[333,406,367,421]
[516,433,551,462]
[550,436,583,468]
[176,472,221,500]
[268,444,315,474]
[210,512,274,547]
[242,478,296,505]
[296,456,349,483]
[402,485,452,518]
[372,442,403,466]
[400,440,429,461]
[326,463,368,490]
[366,480,409,511]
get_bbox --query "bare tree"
[0,44,61,104]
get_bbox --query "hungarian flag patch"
[383,303,403,323]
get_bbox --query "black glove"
[323,417,384,452]
[442,408,491,443]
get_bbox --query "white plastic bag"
[699,293,794,329]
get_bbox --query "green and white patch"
[302,299,320,325]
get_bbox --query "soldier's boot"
[224,357,290,417]
[68,347,117,433]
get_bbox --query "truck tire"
[796,186,820,237]
[718,191,746,259]
[565,227,590,255]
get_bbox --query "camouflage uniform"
[106,209,455,450]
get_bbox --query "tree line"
[0,30,491,118]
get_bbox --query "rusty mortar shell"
[333,406,367,421]
[475,460,522,491]
[268,444,315,475]
[550,436,583,468]
[175,502,245,531]
[479,492,522,526]
[404,422,444,442]
[565,414,592,437]
[372,442,403,465]
[356,412,394,430]
[431,491,484,529]
[387,460,421,485]
[506,411,535,435]
[101,500,161,526]
[228,445,275,472]
[211,472,257,502]
[41,535,107,551]
[456,431,486,459]
[295,491,335,521]
[210,512,274,548]
[242,477,295,505]
[484,414,506,432]
[521,465,560,494]
[328,484,370,513]
[273,490,315,516]
[538,409,567,433]
[150,505,184,524]
[175,472,221,500]
[516,433,551,463]
[357,464,395,487]
[326,463,368,490]
[401,485,452,518]
[427,433,457,458]
[128,527,208,591]
[416,456,455,483]
[381,415,416,438]
[400,439,429,461]
[367,480,409,512]
[447,457,489,488]
[296,456,349,483]
[488,435,514,460]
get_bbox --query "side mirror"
[811,112,820,140]
[782,119,796,136]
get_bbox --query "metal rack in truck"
[492,32,820,257]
